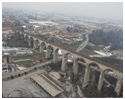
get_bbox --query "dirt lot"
[2,70,50,98]
[2,69,75,98]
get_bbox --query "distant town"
[2,7,123,98]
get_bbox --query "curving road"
[75,34,89,52]
[2,59,53,79]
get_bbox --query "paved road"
[2,59,53,79]
[75,34,89,52]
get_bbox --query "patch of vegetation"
[51,37,83,51]
[86,44,104,51]
[34,67,37,70]
[24,71,27,75]
[113,91,117,97]
[89,29,123,50]
[79,48,96,56]
[48,61,62,71]
[11,75,14,79]
[5,36,29,47]
[18,73,21,77]
[12,51,47,67]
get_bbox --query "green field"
[51,37,83,51]
[79,48,96,56]
[12,50,47,67]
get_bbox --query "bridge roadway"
[24,32,122,73]
[2,59,53,79]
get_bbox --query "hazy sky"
[2,2,123,21]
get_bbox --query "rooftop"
[30,74,63,97]
[2,63,8,68]
[49,72,61,80]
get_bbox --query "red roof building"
[46,33,51,37]
[2,63,8,73]
[2,63,8,68]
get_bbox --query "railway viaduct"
[15,31,123,96]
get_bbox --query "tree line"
[89,29,123,50]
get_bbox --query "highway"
[75,34,89,52]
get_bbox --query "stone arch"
[64,52,74,58]
[100,68,118,95]
[16,31,21,39]
[25,35,29,40]
[74,57,86,76]
[46,45,54,59]
[20,33,24,40]
[88,62,101,88]
[61,52,74,78]
[76,58,86,63]
[24,35,31,47]
[54,48,63,56]
[29,37,34,48]
[74,57,86,64]
[53,48,63,63]
[40,42,47,53]
[24,35,29,42]
[64,52,74,70]
[88,62,100,70]
[34,39,40,50]
[17,31,20,35]
[17,32,21,39]
[102,69,117,79]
